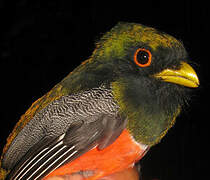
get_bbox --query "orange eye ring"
[134,48,152,67]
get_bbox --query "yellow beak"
[154,62,199,88]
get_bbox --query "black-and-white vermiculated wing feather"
[7,114,127,180]
[4,86,127,180]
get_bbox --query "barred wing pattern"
[4,86,127,180]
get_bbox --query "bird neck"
[111,77,181,146]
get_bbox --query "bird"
[0,22,199,180]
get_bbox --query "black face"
[110,43,191,145]
[116,43,188,76]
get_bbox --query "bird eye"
[134,48,152,67]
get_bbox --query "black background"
[0,1,209,180]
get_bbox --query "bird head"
[92,22,199,88]
[63,22,199,146]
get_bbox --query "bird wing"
[2,84,67,162]
[6,113,127,180]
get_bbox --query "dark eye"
[134,48,152,67]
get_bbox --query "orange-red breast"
[0,22,199,180]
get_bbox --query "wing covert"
[7,114,127,180]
